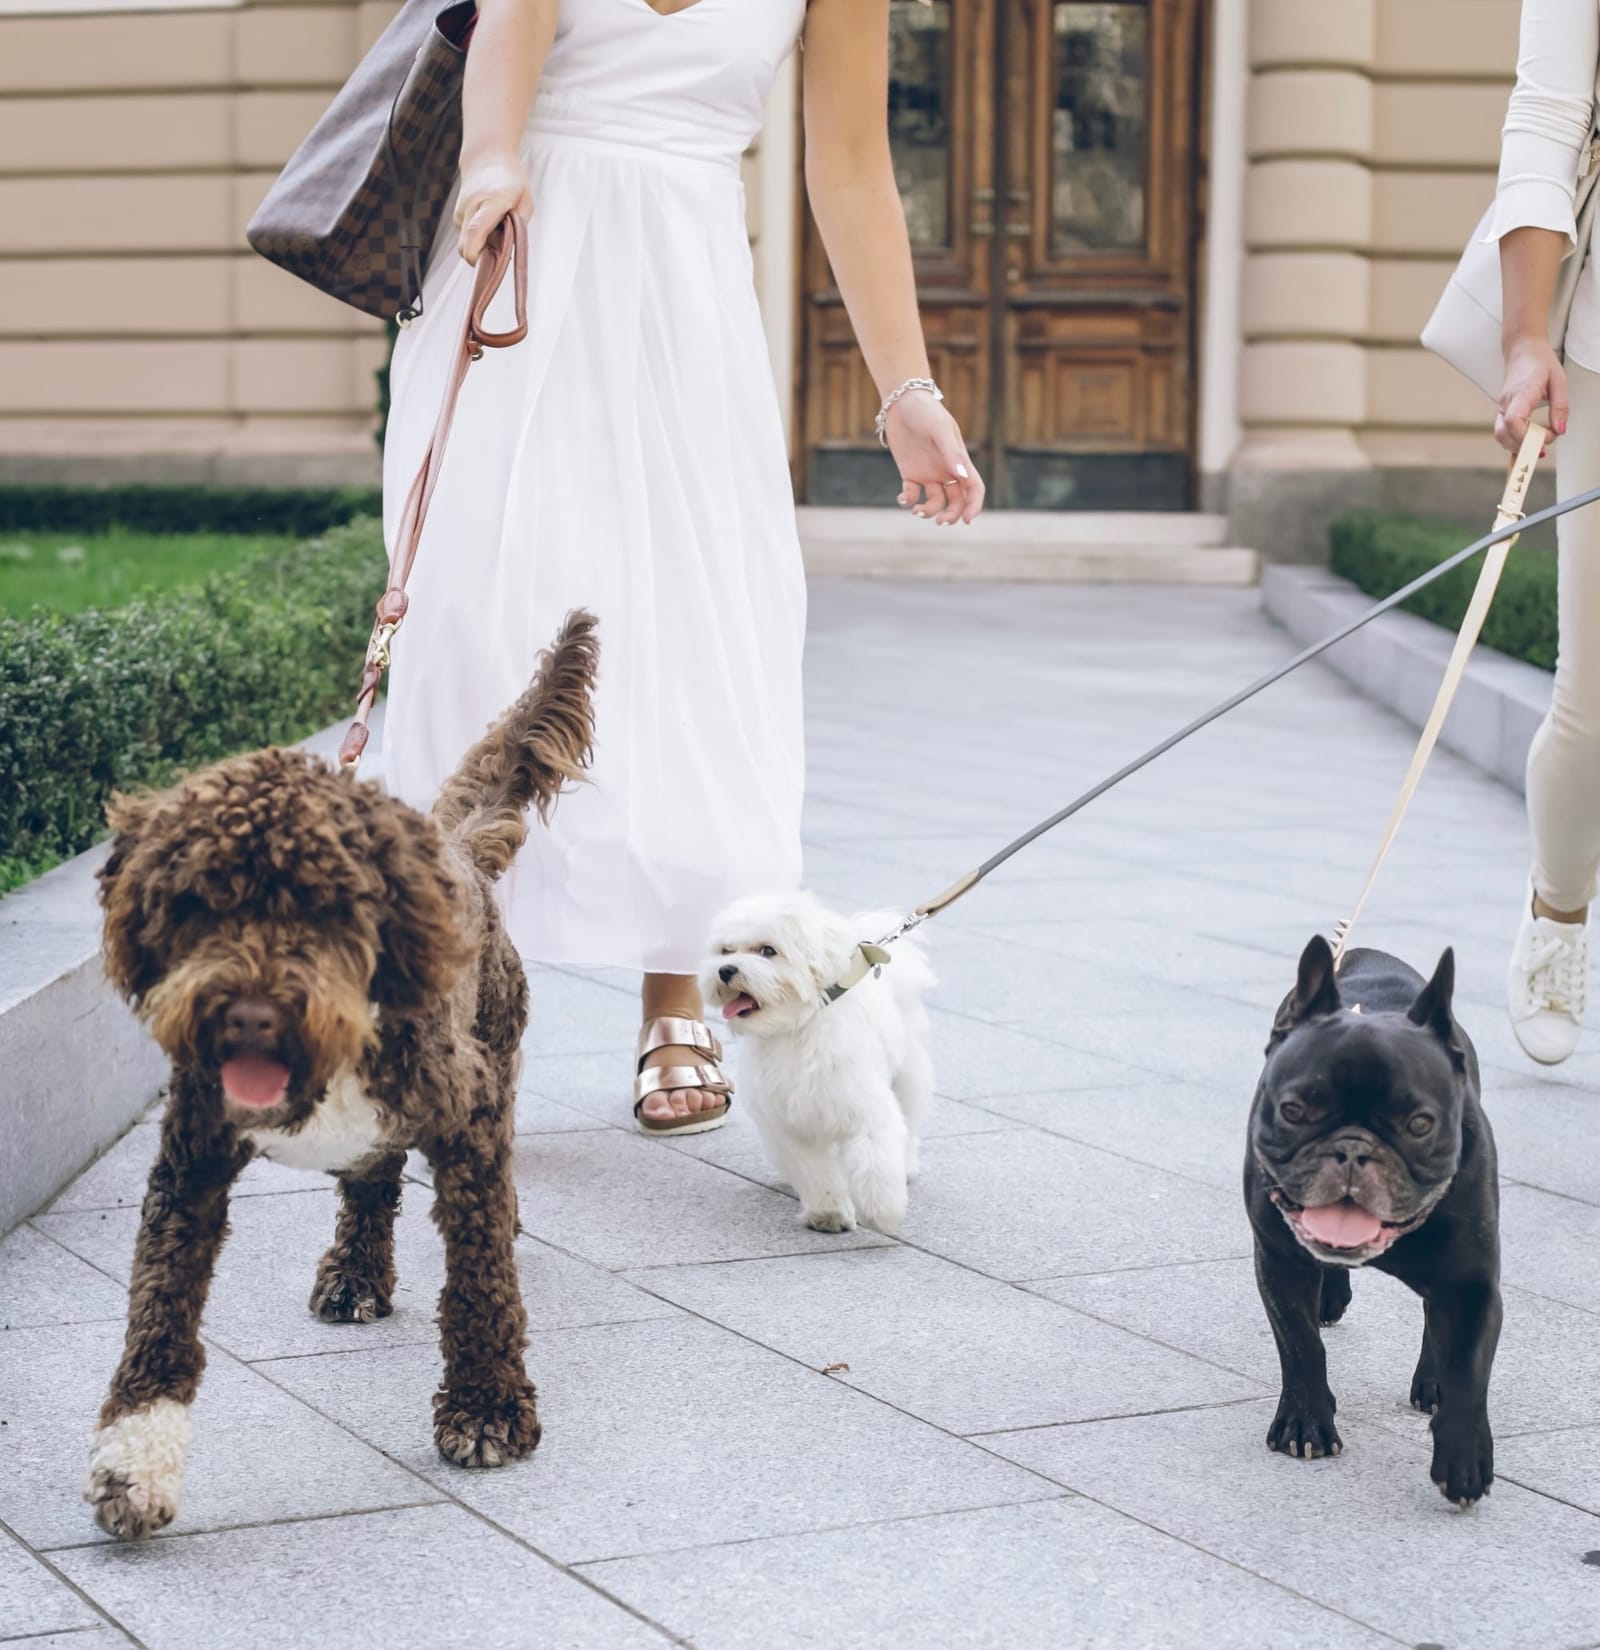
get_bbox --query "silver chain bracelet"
[874,377,943,447]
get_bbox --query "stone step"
[796,508,1257,584]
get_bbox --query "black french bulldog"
[1244,935,1501,1504]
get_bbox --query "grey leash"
[821,475,1600,1006]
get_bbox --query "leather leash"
[1330,422,1543,965]
[824,428,1598,1005]
[339,212,529,771]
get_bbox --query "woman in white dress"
[382,0,984,1132]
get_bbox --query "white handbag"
[1423,134,1600,400]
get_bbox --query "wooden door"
[795,0,1203,510]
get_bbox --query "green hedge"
[0,519,386,888]
[1329,510,1558,673]
[0,484,382,538]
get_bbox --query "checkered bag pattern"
[247,0,476,321]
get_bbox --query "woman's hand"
[1496,334,1568,453]
[885,392,986,525]
[456,154,532,265]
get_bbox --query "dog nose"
[1327,1134,1375,1170]
[225,998,282,1044]
[718,964,738,984]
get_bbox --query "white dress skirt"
[381,0,809,974]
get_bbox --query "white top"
[1489,0,1600,368]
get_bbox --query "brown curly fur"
[435,611,600,879]
[85,611,598,1539]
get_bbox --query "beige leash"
[1330,421,1546,966]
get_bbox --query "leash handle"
[340,213,529,771]
[916,868,980,920]
[1332,420,1546,964]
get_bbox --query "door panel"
[997,0,1199,508]
[795,0,1202,510]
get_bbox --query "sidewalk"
[4,579,1599,1650]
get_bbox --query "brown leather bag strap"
[340,210,529,770]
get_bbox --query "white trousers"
[1528,359,1600,911]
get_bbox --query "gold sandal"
[632,1016,733,1136]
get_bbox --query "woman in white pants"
[1493,0,1600,1062]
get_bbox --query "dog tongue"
[220,1056,290,1109]
[721,994,757,1021]
[1299,1200,1383,1249]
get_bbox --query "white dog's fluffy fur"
[701,891,935,1234]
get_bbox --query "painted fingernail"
[1559,419,1568,434]
[956,464,969,479]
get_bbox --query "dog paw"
[804,1208,855,1233]
[309,1266,392,1324]
[1267,1395,1342,1460]
[83,1400,190,1540]
[1410,1366,1442,1415]
[434,1380,542,1469]
[1319,1269,1353,1327]
[1431,1413,1493,1506]
[86,1468,178,1541]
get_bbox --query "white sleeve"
[1485,0,1599,245]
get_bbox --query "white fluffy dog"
[701,892,935,1234]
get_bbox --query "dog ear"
[362,794,475,1015]
[798,897,857,991]
[97,792,164,1003]
[1408,947,1457,1042]
[1267,935,1342,1051]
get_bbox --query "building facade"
[0,0,1531,557]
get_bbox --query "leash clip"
[820,932,907,1009]
[368,619,401,673]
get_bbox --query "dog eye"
[720,947,733,955]
[760,945,778,959]
[1406,1113,1435,1137]
[1279,1099,1307,1124]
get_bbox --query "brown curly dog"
[83,612,598,1541]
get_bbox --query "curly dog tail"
[433,610,599,881]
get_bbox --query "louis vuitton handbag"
[247,0,477,322]
[1422,133,1600,400]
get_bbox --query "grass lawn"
[0,528,297,615]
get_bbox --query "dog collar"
[820,942,894,1008]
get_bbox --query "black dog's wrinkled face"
[1252,936,1467,1267]
[98,749,471,1129]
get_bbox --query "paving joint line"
[0,1513,151,1650]
[568,1491,1080,1571]
[0,1629,123,1647]
[961,1394,1270,1439]
[36,1498,450,1555]
[947,1438,1415,1648]
[642,1136,1282,1404]
[942,1095,1248,1196]
[239,1357,692,1648]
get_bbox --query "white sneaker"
[1508,899,1589,1065]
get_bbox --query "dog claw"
[804,1210,855,1233]
[309,1268,391,1324]
[85,1468,177,1542]
[1267,1399,1342,1464]
[433,1380,542,1470]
